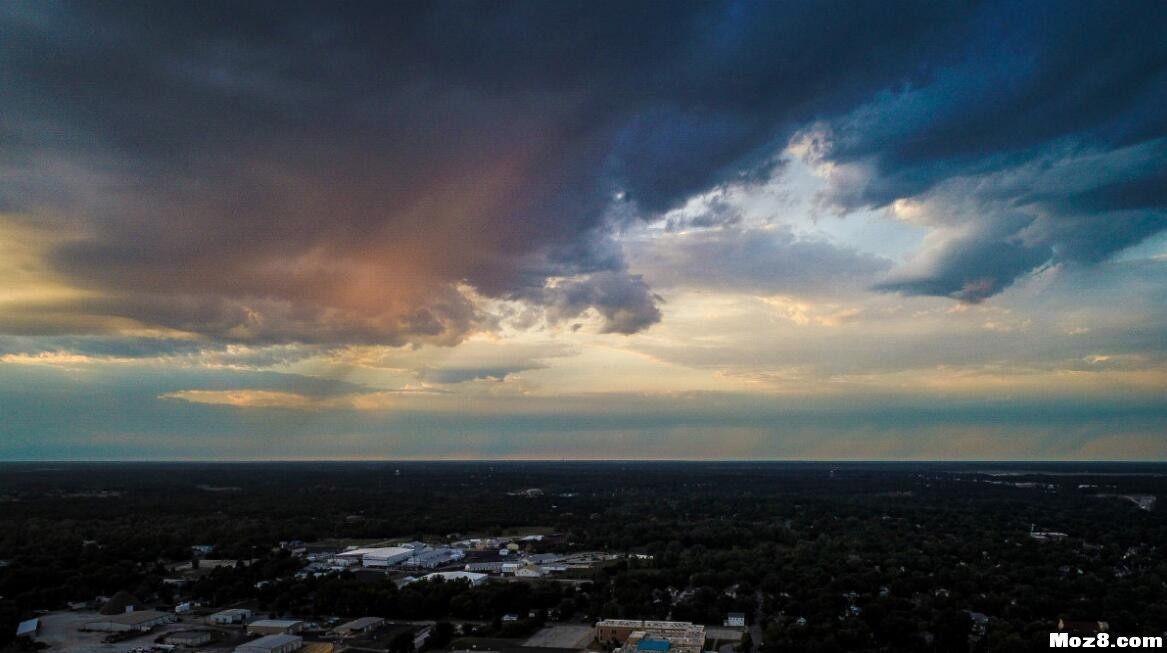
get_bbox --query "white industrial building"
[234,634,303,653]
[465,561,504,573]
[421,571,488,586]
[207,608,253,625]
[83,610,176,633]
[336,546,414,567]
[405,547,465,569]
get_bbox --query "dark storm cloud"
[0,0,972,343]
[811,2,1167,301]
[1,0,1162,340]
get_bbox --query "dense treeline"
[1,462,1165,652]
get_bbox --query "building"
[465,561,504,573]
[724,613,746,627]
[515,564,545,578]
[413,625,433,650]
[594,620,706,653]
[405,547,465,569]
[335,546,413,567]
[246,620,305,636]
[15,618,39,640]
[167,631,214,647]
[234,634,303,653]
[207,608,253,625]
[333,617,384,637]
[421,571,489,586]
[83,610,177,633]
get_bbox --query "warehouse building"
[167,631,214,647]
[404,547,465,569]
[335,546,413,567]
[207,608,253,625]
[421,571,488,586]
[246,620,304,635]
[234,634,303,653]
[332,617,384,637]
[83,610,176,633]
[464,561,504,573]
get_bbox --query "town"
[2,461,1165,653]
[9,535,750,653]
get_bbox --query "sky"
[1,0,1165,460]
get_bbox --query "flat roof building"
[595,620,706,653]
[246,620,304,636]
[207,608,253,625]
[333,617,384,637]
[167,631,214,647]
[235,634,303,653]
[83,610,177,633]
[335,546,413,567]
[422,571,489,586]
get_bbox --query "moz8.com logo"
[1050,632,1164,648]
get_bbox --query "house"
[167,631,214,647]
[83,610,176,633]
[502,614,519,622]
[515,564,545,578]
[246,620,305,635]
[207,608,253,625]
[333,617,384,637]
[723,613,746,627]
[15,618,39,640]
[234,634,303,653]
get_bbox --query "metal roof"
[237,634,302,651]
[16,619,38,637]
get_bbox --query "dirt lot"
[35,611,236,653]
[523,625,593,649]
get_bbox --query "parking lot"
[34,611,226,653]
[523,625,594,649]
